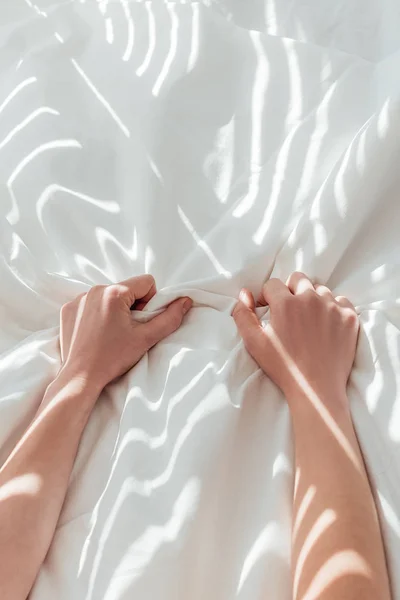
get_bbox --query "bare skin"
[0,271,392,599]
[0,275,192,600]
[233,271,392,600]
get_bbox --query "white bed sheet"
[1,1,400,598]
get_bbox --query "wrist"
[286,383,351,424]
[287,385,364,477]
[58,361,104,396]
[45,365,102,409]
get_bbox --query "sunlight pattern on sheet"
[362,312,385,413]
[0,78,37,116]
[120,0,134,61]
[106,479,200,582]
[295,81,337,212]
[9,232,24,262]
[272,452,291,478]
[378,491,400,539]
[24,0,47,18]
[356,128,368,173]
[205,118,234,204]
[377,98,391,139]
[6,140,82,223]
[253,125,296,245]
[387,326,400,442]
[149,383,228,490]
[0,108,59,150]
[285,39,303,125]
[3,3,400,600]
[80,386,227,600]
[152,4,178,96]
[265,0,278,35]
[114,364,215,455]
[8,140,82,189]
[333,143,353,219]
[71,59,130,138]
[37,184,120,229]
[74,253,111,283]
[95,227,140,269]
[105,18,114,44]
[188,3,200,71]
[233,32,269,218]
[312,221,328,256]
[145,245,155,274]
[237,522,281,594]
[136,3,156,77]
[178,206,231,278]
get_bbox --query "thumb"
[233,289,265,357]
[141,297,192,349]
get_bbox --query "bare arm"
[290,390,389,599]
[233,272,391,600]
[0,371,99,600]
[0,275,192,600]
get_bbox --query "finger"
[141,297,192,349]
[239,288,256,311]
[233,291,265,356]
[286,272,315,295]
[315,284,334,300]
[262,278,292,307]
[117,274,156,307]
[335,295,355,310]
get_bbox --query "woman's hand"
[233,272,359,408]
[59,275,192,392]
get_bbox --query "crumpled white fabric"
[1,1,400,599]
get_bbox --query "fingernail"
[182,297,192,314]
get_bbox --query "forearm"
[0,368,99,600]
[290,389,391,600]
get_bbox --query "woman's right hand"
[233,272,359,409]
[60,275,192,393]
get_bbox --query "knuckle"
[345,309,359,327]
[318,285,332,296]
[103,285,122,303]
[324,300,341,319]
[298,289,318,306]
[88,284,105,298]
[327,298,339,311]
[304,288,317,300]
[61,291,86,317]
